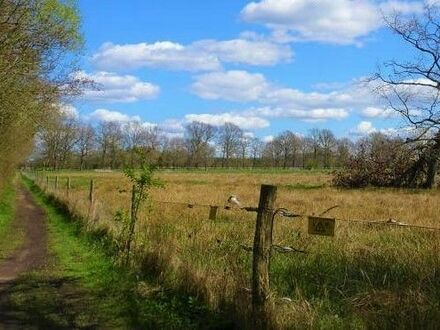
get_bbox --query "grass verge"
[0,183,24,260]
[6,177,231,329]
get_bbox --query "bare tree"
[185,121,216,167]
[76,123,95,170]
[97,121,123,169]
[374,4,440,187]
[218,123,243,167]
[318,129,337,168]
[250,137,264,168]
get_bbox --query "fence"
[26,171,440,329]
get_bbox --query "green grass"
[12,178,231,329]
[0,183,24,259]
[281,183,327,190]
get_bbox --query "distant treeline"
[29,114,392,170]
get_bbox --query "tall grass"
[28,170,440,328]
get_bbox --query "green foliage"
[37,0,83,50]
[123,165,164,265]
[0,0,83,190]
[124,165,164,192]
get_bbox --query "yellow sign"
[308,216,335,236]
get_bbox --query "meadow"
[28,169,440,329]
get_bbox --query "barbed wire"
[151,199,440,232]
[26,173,440,232]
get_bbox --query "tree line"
[30,114,356,170]
[31,111,440,189]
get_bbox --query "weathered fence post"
[209,206,218,220]
[87,179,95,221]
[55,176,58,190]
[252,184,277,329]
[46,176,49,190]
[66,177,71,197]
[89,179,94,205]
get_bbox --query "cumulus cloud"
[89,109,142,123]
[192,39,292,66]
[361,106,396,118]
[241,0,423,44]
[185,112,270,130]
[252,107,349,121]
[352,121,377,135]
[191,70,376,121]
[92,38,292,71]
[159,119,185,135]
[75,71,160,103]
[59,104,79,119]
[191,70,269,102]
[262,135,275,143]
[350,121,400,136]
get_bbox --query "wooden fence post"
[89,179,94,205]
[209,206,218,220]
[252,184,277,329]
[46,176,49,190]
[88,179,95,220]
[66,177,71,197]
[55,176,58,190]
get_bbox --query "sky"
[70,0,430,142]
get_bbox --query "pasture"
[30,169,440,329]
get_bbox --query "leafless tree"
[373,4,440,187]
[218,123,243,167]
[185,121,216,167]
[318,129,337,168]
[76,123,95,170]
[97,121,123,169]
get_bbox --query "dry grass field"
[28,169,440,329]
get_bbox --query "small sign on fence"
[308,216,335,236]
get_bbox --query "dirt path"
[0,186,47,283]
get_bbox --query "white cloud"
[75,71,160,103]
[262,135,275,143]
[351,121,377,135]
[191,70,269,102]
[350,121,400,136]
[92,41,220,72]
[252,106,349,121]
[241,0,423,45]
[89,109,142,123]
[361,106,396,118]
[92,38,292,71]
[59,104,79,119]
[185,112,270,130]
[191,70,375,121]
[159,119,185,134]
[192,39,292,66]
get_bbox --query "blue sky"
[71,0,427,141]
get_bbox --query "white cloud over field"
[241,0,423,44]
[74,71,160,103]
[92,38,292,72]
